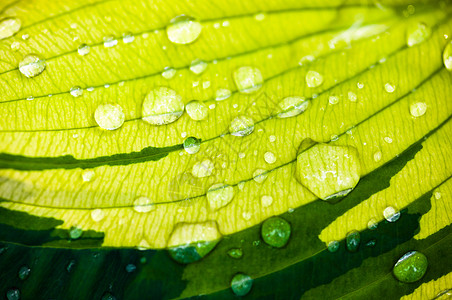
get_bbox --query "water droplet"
[254,13,266,21]
[167,222,221,264]
[77,44,90,56]
[91,209,105,222]
[87,87,94,92]
[11,41,21,51]
[94,104,125,130]
[142,87,184,125]
[434,191,442,200]
[215,88,232,101]
[346,230,360,252]
[242,211,252,220]
[189,59,208,74]
[383,206,400,222]
[435,289,452,299]
[18,266,30,280]
[305,70,323,88]
[103,36,118,47]
[202,81,210,89]
[264,151,276,164]
[231,273,253,296]
[393,251,428,283]
[185,100,208,121]
[373,151,382,162]
[21,33,29,40]
[269,135,276,142]
[70,86,83,97]
[443,41,452,71]
[207,183,234,210]
[26,96,34,101]
[183,137,201,154]
[253,169,268,183]
[330,134,339,142]
[192,159,214,178]
[365,239,376,247]
[82,169,95,182]
[166,15,202,44]
[261,217,291,248]
[133,196,155,213]
[357,82,364,89]
[233,66,263,94]
[101,292,117,300]
[410,102,427,117]
[384,83,396,93]
[348,91,357,102]
[125,264,136,272]
[384,136,393,144]
[261,195,273,207]
[0,18,21,40]
[328,240,340,253]
[19,54,46,78]
[227,248,243,259]
[238,152,246,159]
[161,67,176,79]
[6,289,20,300]
[69,226,83,239]
[229,116,254,136]
[122,32,135,43]
[407,23,431,47]
[276,96,309,118]
[328,95,339,105]
[66,260,76,272]
[296,142,361,200]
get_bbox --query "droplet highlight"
[276,96,309,118]
[70,86,83,97]
[167,15,202,45]
[383,206,400,222]
[231,273,253,297]
[207,183,234,210]
[229,116,254,137]
[410,102,427,117]
[189,59,208,74]
[133,196,155,213]
[233,66,263,94]
[407,23,431,47]
[0,18,21,40]
[443,41,452,71]
[94,104,125,130]
[19,54,46,78]
[346,230,360,252]
[186,100,208,121]
[183,137,201,154]
[77,44,90,56]
[305,70,323,88]
[142,87,184,125]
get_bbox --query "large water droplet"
[207,183,234,210]
[77,44,90,56]
[227,248,243,259]
[444,41,452,71]
[410,102,427,117]
[296,142,361,201]
[166,15,202,45]
[19,54,46,78]
[305,70,323,88]
[231,273,253,296]
[276,96,309,118]
[6,289,20,300]
[183,137,201,154]
[233,66,263,94]
[192,159,214,178]
[189,59,208,74]
[229,116,254,136]
[393,251,428,283]
[0,18,21,40]
[70,86,83,97]
[18,266,31,280]
[328,240,340,253]
[94,104,125,130]
[69,226,83,239]
[142,87,184,125]
[261,216,291,248]
[133,196,155,213]
[346,230,360,252]
[383,206,400,222]
[407,23,431,47]
[185,100,208,121]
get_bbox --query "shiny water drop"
[215,88,232,101]
[276,96,309,118]
[91,209,105,222]
[69,226,83,239]
[261,195,273,207]
[269,135,276,142]
[346,230,360,252]
[368,218,378,230]
[357,82,364,89]
[166,15,202,44]
[410,102,427,117]
[365,239,377,247]
[434,191,442,200]
[328,240,340,253]
[407,23,431,47]
[103,36,118,47]
[122,32,135,43]
[185,100,208,121]
[305,70,323,88]
[384,83,396,93]
[82,170,95,182]
[443,41,452,71]
[229,116,254,136]
[125,264,136,273]
[19,54,46,78]
[161,67,176,79]
[253,169,268,183]
[77,44,90,56]
[261,217,291,248]
[192,159,214,178]
[373,151,382,162]
[26,96,34,101]
[6,289,20,300]
[227,248,243,259]
[242,211,252,220]
[348,91,357,102]
[233,66,263,94]
[70,86,83,97]
[328,95,340,105]
[11,41,21,51]
[142,87,184,125]
[254,13,266,21]
[0,18,21,40]
[189,59,208,74]
[393,251,428,283]
[18,266,30,280]
[231,273,253,297]
[207,183,234,210]
[183,137,201,154]
[384,136,393,144]
[202,81,210,89]
[264,151,276,164]
[133,196,155,213]
[296,142,361,200]
[383,206,400,222]
[94,104,125,130]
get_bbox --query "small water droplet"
[70,86,83,97]
[384,83,396,93]
[142,87,184,125]
[185,100,208,121]
[69,226,83,239]
[443,41,452,71]
[407,23,431,47]
[328,95,340,105]
[254,13,266,21]
[368,219,378,230]
[82,169,95,182]
[233,66,263,94]
[393,251,428,283]
[227,248,243,259]
[215,88,232,101]
[192,159,214,178]
[19,54,46,78]
[0,18,21,40]
[133,196,155,213]
[238,152,245,159]
[202,81,210,89]
[26,96,34,101]
[183,137,201,154]
[269,135,276,142]
[434,191,442,200]
[261,217,291,248]
[87,87,94,92]
[384,136,393,144]
[167,15,202,44]
[207,183,234,210]
[305,70,323,88]
[222,20,230,27]
[66,260,76,272]
[253,169,268,183]
[103,36,118,47]
[101,292,117,300]
[357,82,364,89]
[6,289,20,300]
[328,240,340,253]
[231,273,253,296]
[91,209,105,222]
[348,91,357,102]
[122,32,135,43]
[365,239,377,247]
[189,59,208,74]
[410,102,427,117]
[373,151,382,162]
[21,33,29,40]
[77,44,90,56]
[383,206,400,222]
[346,230,360,252]
[261,195,273,208]
[229,116,254,136]
[94,104,125,130]
[18,266,30,280]
[276,96,309,118]
[242,211,252,220]
[162,67,176,79]
[125,264,136,272]
[264,151,276,164]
